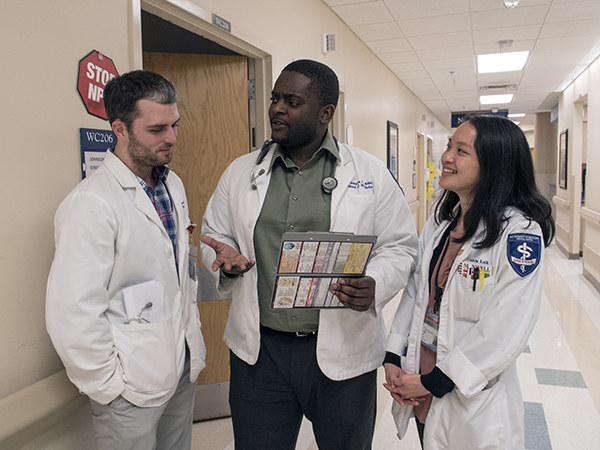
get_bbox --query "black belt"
[261,325,317,338]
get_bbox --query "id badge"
[189,244,198,281]
[421,306,439,352]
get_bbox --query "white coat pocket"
[454,262,494,322]
[341,311,377,356]
[112,318,178,396]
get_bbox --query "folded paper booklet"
[271,232,377,309]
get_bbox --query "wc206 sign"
[77,50,119,120]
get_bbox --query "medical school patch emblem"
[508,233,541,277]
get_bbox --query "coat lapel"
[103,150,165,231]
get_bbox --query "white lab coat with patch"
[386,207,545,449]
[201,142,418,380]
[46,150,206,407]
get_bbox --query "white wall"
[556,53,600,283]
[0,0,450,446]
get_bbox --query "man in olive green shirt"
[201,60,418,450]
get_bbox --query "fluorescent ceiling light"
[508,113,525,118]
[480,94,513,105]
[477,51,529,73]
[512,121,520,125]
[555,37,600,92]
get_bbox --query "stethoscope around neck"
[250,137,339,194]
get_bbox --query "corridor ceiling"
[322,0,600,129]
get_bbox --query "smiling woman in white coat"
[383,114,555,450]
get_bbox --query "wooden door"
[144,52,249,419]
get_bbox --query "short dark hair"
[103,70,178,128]
[282,60,339,108]
[436,114,555,247]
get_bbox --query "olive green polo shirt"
[254,132,340,332]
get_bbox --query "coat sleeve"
[386,215,435,356]
[364,164,419,317]
[46,190,125,404]
[437,219,544,398]
[200,161,243,293]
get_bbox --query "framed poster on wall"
[387,121,399,179]
[559,129,568,189]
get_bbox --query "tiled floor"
[191,243,600,449]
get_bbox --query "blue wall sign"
[80,127,115,178]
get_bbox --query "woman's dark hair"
[435,114,555,248]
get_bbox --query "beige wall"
[0,0,451,446]
[0,0,134,398]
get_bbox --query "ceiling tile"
[534,34,600,51]
[383,53,421,68]
[398,13,471,37]
[474,40,535,55]
[519,69,566,86]
[351,22,403,40]
[546,0,600,22]
[332,1,393,26]
[366,38,411,53]
[421,57,474,71]
[385,0,468,21]
[527,48,586,70]
[395,70,431,80]
[470,0,552,12]
[539,19,600,38]
[471,5,549,30]
[417,45,474,61]
[400,77,437,89]
[434,75,478,91]
[323,0,376,6]
[407,31,472,50]
[380,55,423,69]
[472,24,541,44]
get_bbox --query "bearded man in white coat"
[46,70,206,450]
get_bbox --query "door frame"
[133,0,272,151]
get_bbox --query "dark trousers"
[229,326,377,450]
[416,417,425,449]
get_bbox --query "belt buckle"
[294,331,315,337]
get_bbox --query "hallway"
[191,243,600,449]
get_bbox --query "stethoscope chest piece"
[322,176,338,194]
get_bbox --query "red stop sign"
[77,50,119,120]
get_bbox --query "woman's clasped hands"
[383,364,429,406]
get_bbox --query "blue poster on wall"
[80,128,115,179]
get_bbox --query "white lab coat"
[201,142,419,380]
[46,150,206,407]
[386,207,545,449]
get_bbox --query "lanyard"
[429,220,457,314]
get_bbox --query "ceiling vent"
[479,84,517,93]
[322,34,336,54]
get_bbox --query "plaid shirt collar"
[135,165,178,273]
[135,165,171,192]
